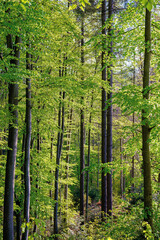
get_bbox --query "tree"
[142,7,153,229]
[101,0,107,218]
[54,91,65,238]
[3,35,21,240]
[22,45,32,240]
[107,0,113,216]
[80,14,85,218]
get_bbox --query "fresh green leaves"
[142,0,154,11]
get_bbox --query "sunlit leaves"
[69,0,91,11]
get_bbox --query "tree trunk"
[131,113,135,193]
[3,35,21,240]
[86,98,93,221]
[15,133,25,240]
[131,58,136,193]
[64,107,73,225]
[80,16,85,218]
[50,137,54,225]
[101,0,107,218]
[22,48,32,240]
[142,8,153,229]
[107,0,113,217]
[33,117,40,235]
[54,91,65,239]
[120,138,123,199]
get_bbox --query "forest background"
[0,0,160,239]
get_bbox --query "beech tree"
[101,0,107,217]
[142,7,153,229]
[22,45,32,240]
[3,34,21,240]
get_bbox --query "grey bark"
[22,48,32,240]
[3,35,21,240]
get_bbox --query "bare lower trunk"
[64,108,72,225]
[54,91,65,238]
[22,48,32,240]
[120,138,123,199]
[86,99,93,221]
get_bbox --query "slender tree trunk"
[131,113,135,193]
[120,138,123,199]
[86,99,93,221]
[107,0,113,217]
[80,16,85,218]
[50,137,53,225]
[101,0,107,218]
[15,133,25,240]
[97,138,100,189]
[33,117,40,235]
[15,199,22,240]
[54,91,65,239]
[131,58,136,193]
[3,35,21,240]
[64,107,72,225]
[22,48,32,240]
[142,8,153,229]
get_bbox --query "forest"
[0,0,160,239]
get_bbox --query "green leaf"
[146,1,152,11]
[83,0,91,5]
[80,5,84,11]
[69,4,77,11]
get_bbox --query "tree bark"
[142,8,153,229]
[80,16,85,218]
[54,91,65,239]
[86,98,93,221]
[131,57,136,193]
[63,107,72,226]
[120,138,123,199]
[15,133,25,240]
[107,0,113,217]
[22,48,32,240]
[3,35,21,240]
[101,0,107,219]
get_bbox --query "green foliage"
[0,0,160,238]
[89,188,100,203]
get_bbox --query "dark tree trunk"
[131,58,136,193]
[101,0,107,218]
[3,35,21,240]
[107,0,113,217]
[22,48,32,240]
[33,117,40,235]
[54,91,65,239]
[142,8,153,229]
[64,107,73,225]
[131,113,135,193]
[86,98,93,221]
[50,137,53,225]
[80,16,85,218]
[120,138,123,199]
[15,133,25,240]
[15,200,22,240]
[97,138,100,189]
